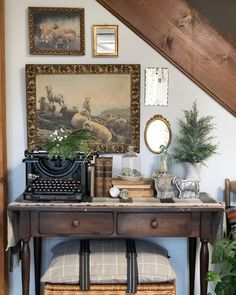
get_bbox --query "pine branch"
[43,129,92,160]
[173,101,218,164]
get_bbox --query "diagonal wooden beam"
[97,0,236,115]
[0,0,8,294]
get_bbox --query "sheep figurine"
[71,113,112,144]
[172,176,200,199]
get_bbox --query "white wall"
[5,0,236,294]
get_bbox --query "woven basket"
[44,282,176,295]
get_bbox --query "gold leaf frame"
[144,114,172,153]
[93,25,119,57]
[26,64,140,153]
[28,7,85,55]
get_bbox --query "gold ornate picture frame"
[93,25,118,57]
[28,7,85,55]
[26,64,140,153]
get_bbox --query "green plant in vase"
[43,128,92,160]
[206,233,236,295]
[173,101,218,180]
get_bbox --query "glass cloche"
[120,146,142,180]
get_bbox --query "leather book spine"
[90,155,96,198]
[103,157,113,198]
[95,157,104,197]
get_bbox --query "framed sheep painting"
[28,7,85,55]
[25,64,140,153]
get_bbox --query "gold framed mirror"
[93,25,118,57]
[144,114,172,153]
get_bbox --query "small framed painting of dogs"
[25,64,140,153]
[28,7,85,55]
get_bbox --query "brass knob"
[72,219,80,228]
[151,219,158,229]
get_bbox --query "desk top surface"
[8,193,224,212]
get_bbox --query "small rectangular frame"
[28,7,85,55]
[93,25,118,57]
[144,67,169,106]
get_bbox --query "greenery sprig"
[43,128,92,160]
[173,101,218,164]
[206,234,236,295]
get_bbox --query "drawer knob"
[72,219,80,228]
[151,219,158,229]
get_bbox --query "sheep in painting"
[81,97,92,118]
[45,86,64,106]
[38,96,56,114]
[60,105,78,121]
[71,113,112,144]
[113,115,128,129]
[39,23,77,49]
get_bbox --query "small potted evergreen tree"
[173,101,218,180]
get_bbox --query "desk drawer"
[117,213,193,236]
[39,212,114,235]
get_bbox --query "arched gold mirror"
[144,115,172,153]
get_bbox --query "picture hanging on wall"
[25,64,140,153]
[144,67,169,106]
[28,7,85,55]
[93,25,119,57]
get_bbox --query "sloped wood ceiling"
[97,0,236,116]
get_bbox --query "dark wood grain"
[34,237,41,295]
[22,239,30,295]
[189,237,197,295]
[117,213,198,236]
[39,212,114,235]
[0,1,7,294]
[96,0,236,115]
[200,239,209,295]
[8,197,224,295]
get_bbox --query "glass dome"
[121,146,141,179]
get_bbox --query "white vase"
[183,162,202,181]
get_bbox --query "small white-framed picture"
[144,67,169,106]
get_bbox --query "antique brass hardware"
[72,219,80,228]
[151,218,158,229]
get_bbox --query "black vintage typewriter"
[23,150,97,202]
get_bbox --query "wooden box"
[112,178,154,197]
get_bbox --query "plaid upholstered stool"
[42,239,176,295]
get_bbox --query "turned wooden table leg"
[22,239,30,295]
[34,237,42,295]
[189,237,197,295]
[200,239,209,295]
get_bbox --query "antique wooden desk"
[8,194,224,295]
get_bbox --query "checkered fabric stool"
[42,239,176,295]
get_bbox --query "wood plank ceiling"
[97,0,236,116]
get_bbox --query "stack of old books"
[93,157,113,198]
[112,178,154,198]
